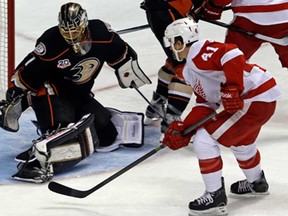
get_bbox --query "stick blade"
[48,181,88,198]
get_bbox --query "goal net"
[0,0,14,99]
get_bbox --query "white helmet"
[164,17,199,61]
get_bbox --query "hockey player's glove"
[140,1,145,10]
[220,84,243,114]
[187,0,225,21]
[0,98,22,132]
[6,86,25,103]
[0,87,25,132]
[162,121,194,150]
[115,58,151,88]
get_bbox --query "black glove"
[140,1,146,10]
[6,87,25,103]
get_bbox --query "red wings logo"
[194,79,206,99]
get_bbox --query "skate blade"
[15,149,36,163]
[229,191,270,198]
[189,205,228,216]
[144,117,162,127]
[15,157,36,163]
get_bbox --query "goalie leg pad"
[34,113,98,173]
[12,114,98,183]
[109,108,144,148]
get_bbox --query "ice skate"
[189,177,228,216]
[230,170,269,196]
[15,147,36,162]
[144,92,166,125]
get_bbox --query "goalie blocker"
[12,108,144,183]
[114,44,152,88]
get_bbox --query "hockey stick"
[114,4,233,36]
[200,18,288,46]
[48,107,221,198]
[130,82,169,125]
[116,24,150,35]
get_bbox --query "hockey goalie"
[0,2,151,183]
[0,98,145,183]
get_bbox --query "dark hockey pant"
[31,95,118,147]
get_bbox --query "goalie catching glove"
[0,98,22,132]
[0,87,26,132]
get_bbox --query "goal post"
[0,0,15,98]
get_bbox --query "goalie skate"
[11,160,53,184]
[15,147,35,162]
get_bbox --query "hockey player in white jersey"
[190,0,288,68]
[161,17,282,216]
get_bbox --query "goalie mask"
[163,17,199,61]
[58,2,91,55]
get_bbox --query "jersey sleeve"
[90,20,138,69]
[10,52,53,92]
[105,35,139,70]
[11,27,67,92]
[105,33,131,68]
[183,105,215,130]
[220,44,246,90]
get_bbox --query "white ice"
[0,1,288,216]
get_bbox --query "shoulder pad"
[88,19,115,42]
[33,26,70,60]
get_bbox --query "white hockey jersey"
[182,39,282,108]
[230,0,288,25]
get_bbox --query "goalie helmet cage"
[0,0,15,98]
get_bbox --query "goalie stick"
[48,105,223,198]
[200,18,288,46]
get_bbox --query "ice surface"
[0,1,287,215]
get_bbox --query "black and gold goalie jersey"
[12,19,133,101]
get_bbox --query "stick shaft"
[200,18,288,46]
[116,24,150,35]
[48,107,221,198]
[131,82,168,124]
